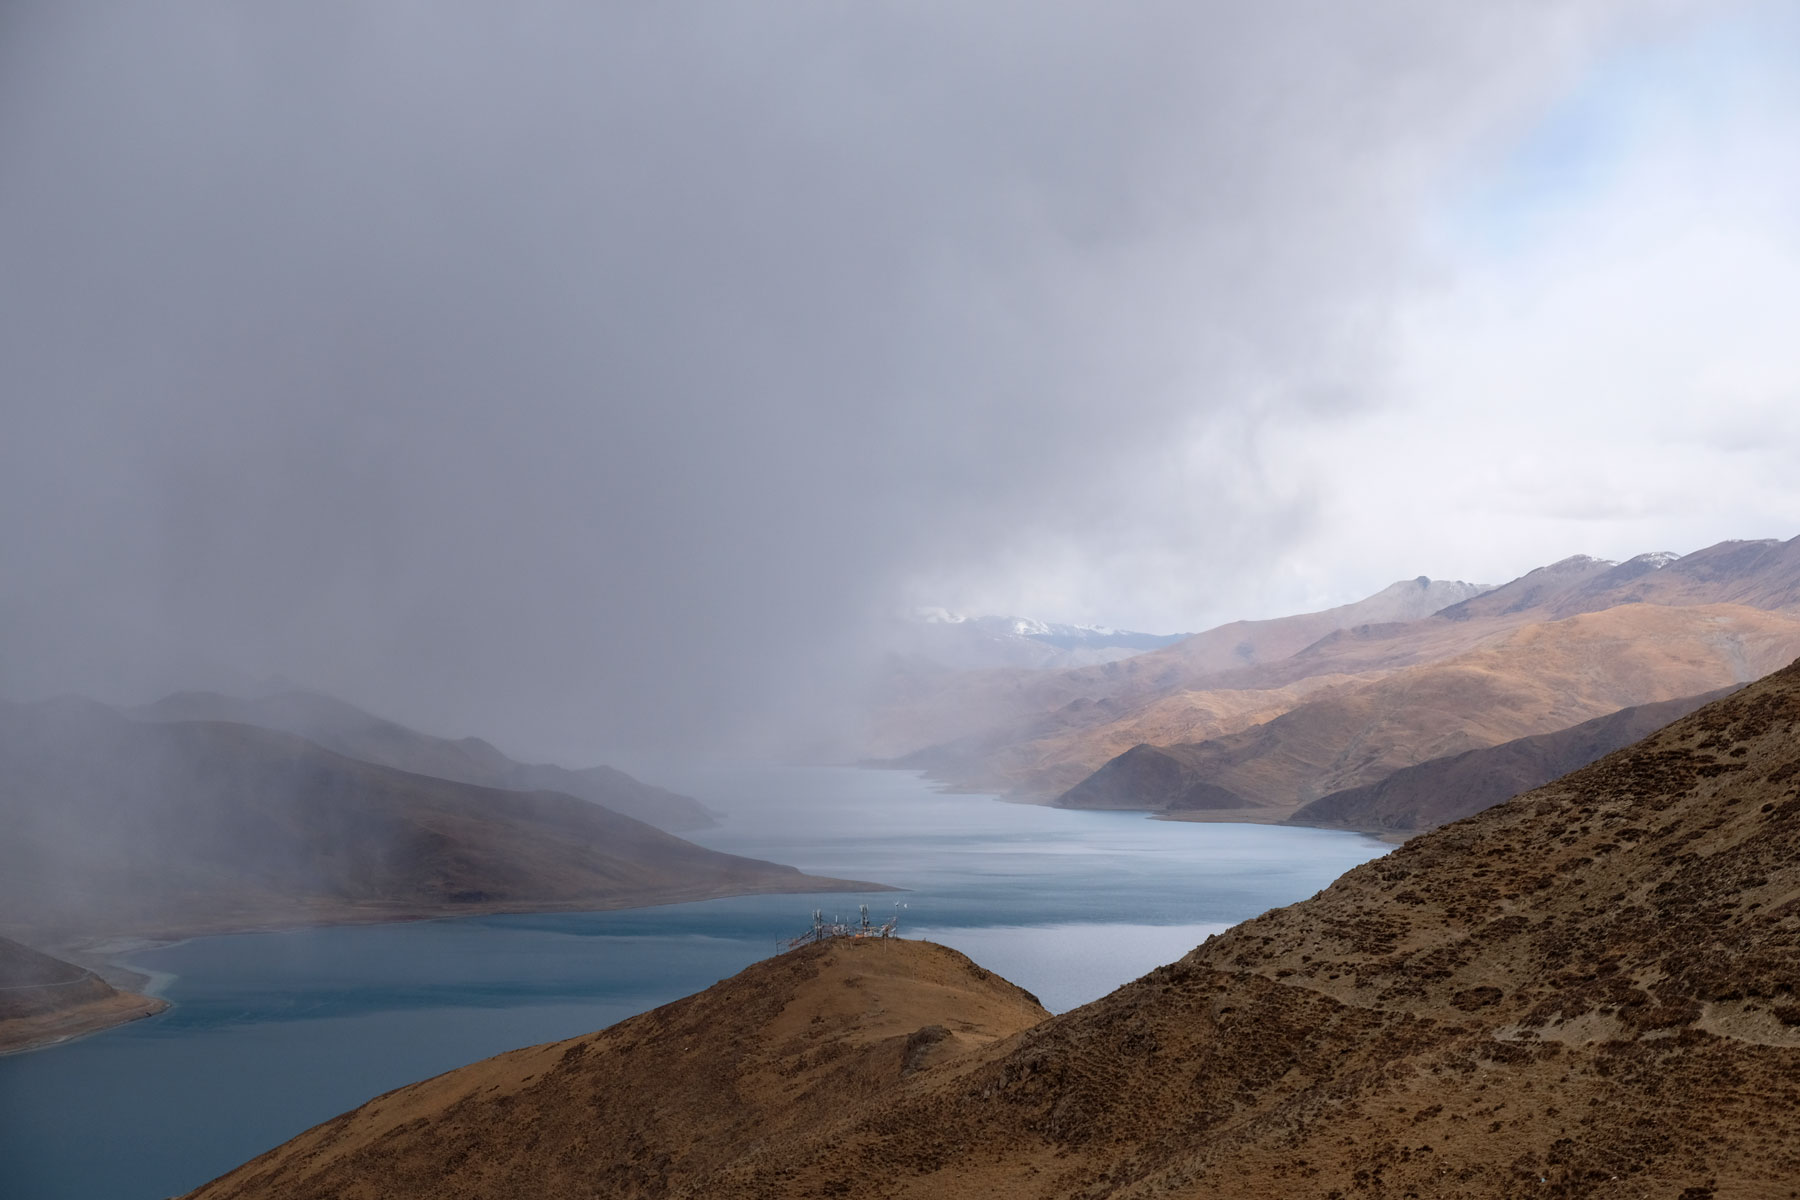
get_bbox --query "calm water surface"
[0,765,1386,1200]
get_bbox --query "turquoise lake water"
[0,765,1387,1200]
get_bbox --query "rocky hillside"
[186,939,1047,1199]
[186,656,1800,1198]
[1289,685,1738,834]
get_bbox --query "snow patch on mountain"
[895,609,1189,670]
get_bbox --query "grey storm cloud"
[0,1,1675,759]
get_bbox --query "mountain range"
[872,537,1800,835]
[0,695,883,953]
[131,689,717,832]
[183,652,1800,1198]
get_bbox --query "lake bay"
[0,766,1386,1200]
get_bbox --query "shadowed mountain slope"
[132,690,716,832]
[188,658,1800,1198]
[0,936,165,1054]
[1289,685,1740,835]
[1057,602,1800,819]
[0,699,883,942]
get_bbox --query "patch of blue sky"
[1442,6,1792,258]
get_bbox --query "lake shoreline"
[0,764,1388,1200]
[0,989,170,1057]
[5,872,904,1056]
[20,869,900,971]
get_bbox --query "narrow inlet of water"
[0,765,1386,1200]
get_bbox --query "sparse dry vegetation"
[188,655,1800,1199]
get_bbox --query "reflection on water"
[0,766,1385,1200]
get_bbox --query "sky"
[2,1,1796,761]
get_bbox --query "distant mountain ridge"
[865,574,1493,769]
[131,689,716,832]
[1057,600,1800,820]
[877,536,1800,815]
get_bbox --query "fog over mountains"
[9,3,1797,765]
[876,537,1800,825]
[0,693,877,959]
[5,4,1800,1193]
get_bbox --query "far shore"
[2,870,900,1055]
[0,990,169,1057]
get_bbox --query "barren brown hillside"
[186,939,1048,1200]
[868,577,1493,782]
[1060,601,1800,819]
[1289,685,1739,834]
[188,657,1800,1199]
[880,537,1800,799]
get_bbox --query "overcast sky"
[3,1,1794,760]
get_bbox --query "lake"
[0,765,1386,1200]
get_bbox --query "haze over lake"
[0,766,1384,1200]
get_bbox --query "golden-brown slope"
[1060,601,1800,819]
[185,938,1047,1200]
[868,577,1496,785]
[884,538,1800,799]
[190,656,1800,1199]
[713,654,1800,1200]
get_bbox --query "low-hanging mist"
[0,2,1696,760]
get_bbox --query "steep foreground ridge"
[192,659,1800,1198]
[0,936,165,1054]
[187,939,1048,1199]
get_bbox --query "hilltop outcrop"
[189,656,1800,1198]
[187,939,1047,1199]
